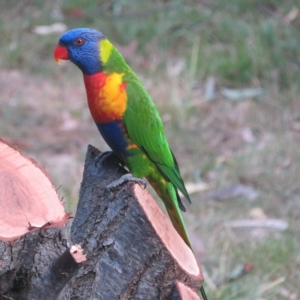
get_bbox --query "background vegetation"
[1,1,300,299]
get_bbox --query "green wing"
[123,75,191,206]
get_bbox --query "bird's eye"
[75,38,84,46]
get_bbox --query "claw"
[106,173,147,190]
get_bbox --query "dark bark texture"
[0,145,203,300]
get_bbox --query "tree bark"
[0,144,204,300]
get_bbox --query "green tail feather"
[165,182,192,248]
[147,174,191,247]
[200,286,208,300]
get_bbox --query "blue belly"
[96,120,131,161]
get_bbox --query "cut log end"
[172,281,201,300]
[0,139,68,241]
[133,185,202,280]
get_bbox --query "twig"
[225,219,288,231]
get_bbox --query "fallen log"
[0,140,204,299]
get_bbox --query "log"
[62,145,203,299]
[0,138,68,241]
[0,139,82,300]
[0,141,204,300]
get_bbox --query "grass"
[1,1,300,299]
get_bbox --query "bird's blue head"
[54,28,105,75]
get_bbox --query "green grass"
[1,0,300,86]
[1,1,300,299]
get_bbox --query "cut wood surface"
[134,185,199,277]
[172,281,201,300]
[0,144,204,300]
[0,138,68,241]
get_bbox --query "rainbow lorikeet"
[54,28,207,300]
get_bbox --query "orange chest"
[83,72,128,123]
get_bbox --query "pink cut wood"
[134,185,202,279]
[0,138,68,241]
[175,281,201,299]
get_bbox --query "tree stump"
[0,140,204,300]
[0,139,80,300]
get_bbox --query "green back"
[104,44,191,204]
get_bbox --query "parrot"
[54,28,207,300]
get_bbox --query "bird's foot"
[106,173,147,190]
[95,151,123,168]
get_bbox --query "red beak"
[53,45,69,64]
